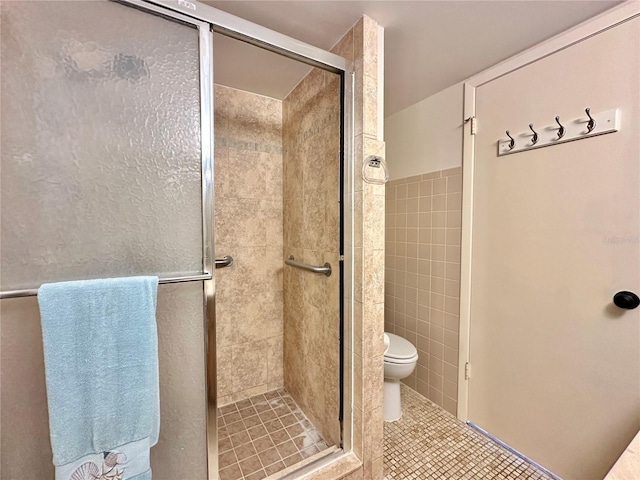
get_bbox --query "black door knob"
[613,291,640,310]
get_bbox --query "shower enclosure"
[212,32,347,478]
[0,1,354,478]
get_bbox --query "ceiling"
[205,1,620,117]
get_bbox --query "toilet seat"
[384,333,418,364]
[385,354,418,365]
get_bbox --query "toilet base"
[384,378,402,422]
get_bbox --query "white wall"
[384,82,464,179]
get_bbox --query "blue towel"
[38,276,160,480]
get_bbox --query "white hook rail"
[498,108,620,156]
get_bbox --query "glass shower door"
[212,31,345,479]
[282,65,343,450]
[0,1,211,478]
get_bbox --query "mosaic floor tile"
[383,385,556,479]
[218,388,329,479]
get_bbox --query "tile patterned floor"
[384,385,556,480]
[218,389,330,480]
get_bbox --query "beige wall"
[466,15,639,479]
[282,67,341,447]
[384,83,464,180]
[214,84,285,406]
[385,167,462,415]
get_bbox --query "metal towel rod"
[0,255,235,300]
[215,255,234,268]
[0,273,212,300]
[285,255,332,277]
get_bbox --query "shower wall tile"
[348,15,386,480]
[331,27,354,62]
[353,18,379,139]
[385,168,462,416]
[282,16,385,480]
[218,85,282,147]
[282,61,341,448]
[214,85,284,405]
[232,340,269,391]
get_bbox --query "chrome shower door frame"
[120,1,355,478]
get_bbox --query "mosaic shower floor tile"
[218,389,329,480]
[383,385,556,480]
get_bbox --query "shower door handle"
[215,255,234,269]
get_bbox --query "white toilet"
[383,332,418,422]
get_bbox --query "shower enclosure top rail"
[148,0,352,74]
[0,272,212,299]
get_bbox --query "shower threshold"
[218,389,332,480]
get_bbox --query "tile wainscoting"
[385,167,462,415]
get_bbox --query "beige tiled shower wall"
[384,167,462,415]
[282,66,341,447]
[335,16,386,480]
[282,16,386,480]
[214,84,285,406]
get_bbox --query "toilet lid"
[385,333,417,360]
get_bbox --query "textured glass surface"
[0,1,207,478]
[1,0,203,290]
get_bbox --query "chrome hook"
[585,107,596,133]
[555,116,566,139]
[505,130,515,150]
[529,124,539,145]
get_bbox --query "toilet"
[383,332,418,422]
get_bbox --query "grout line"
[383,385,554,479]
[219,389,330,480]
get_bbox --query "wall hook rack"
[497,108,620,156]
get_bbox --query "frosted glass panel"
[0,0,203,290]
[0,1,207,478]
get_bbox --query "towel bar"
[285,255,332,277]
[215,255,234,268]
[0,272,213,299]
